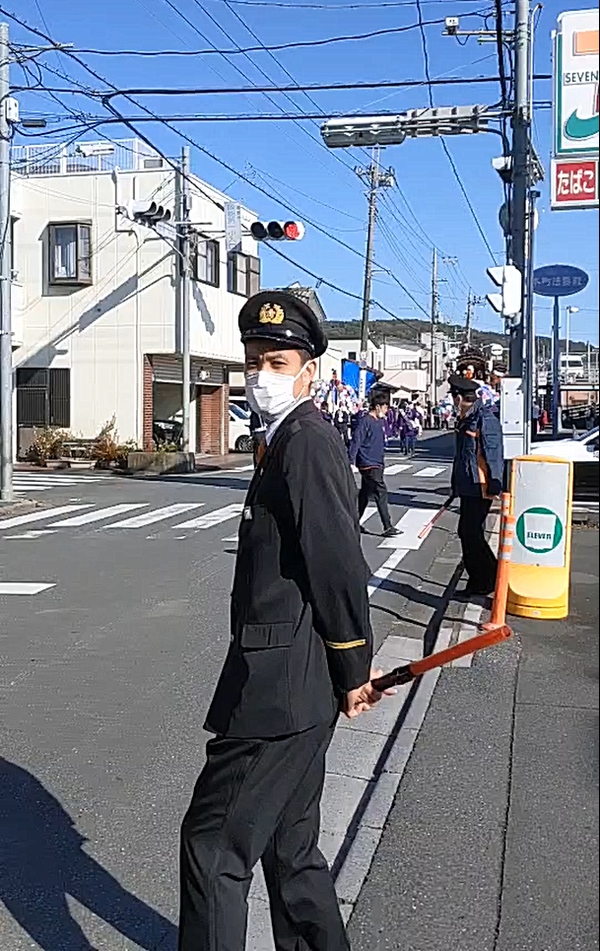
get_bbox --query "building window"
[49,222,92,285]
[16,368,71,428]
[194,238,220,287]
[227,252,260,297]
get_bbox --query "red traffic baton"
[371,624,512,691]
[417,495,455,540]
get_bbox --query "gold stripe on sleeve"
[324,639,367,650]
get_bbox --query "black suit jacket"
[205,401,373,739]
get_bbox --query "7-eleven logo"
[565,28,600,142]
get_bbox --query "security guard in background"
[179,291,392,951]
[450,374,504,597]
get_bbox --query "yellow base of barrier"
[506,564,570,620]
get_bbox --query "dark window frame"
[16,367,71,429]
[227,251,260,297]
[48,221,93,286]
[193,236,220,288]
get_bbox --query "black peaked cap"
[239,291,328,358]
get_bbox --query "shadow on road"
[0,758,177,951]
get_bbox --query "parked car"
[531,427,598,499]
[229,404,253,453]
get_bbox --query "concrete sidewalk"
[348,524,599,950]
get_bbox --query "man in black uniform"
[450,375,504,596]
[179,291,391,951]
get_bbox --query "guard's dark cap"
[238,291,328,358]
[448,374,478,395]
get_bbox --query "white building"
[10,138,259,457]
[319,335,428,398]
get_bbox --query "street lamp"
[565,305,579,378]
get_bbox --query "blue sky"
[6,0,599,344]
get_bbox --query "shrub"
[27,428,70,465]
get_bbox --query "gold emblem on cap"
[258,302,285,325]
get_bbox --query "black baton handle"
[371,664,414,691]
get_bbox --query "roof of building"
[272,284,328,324]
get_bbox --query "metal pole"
[523,190,538,455]
[551,295,560,437]
[359,160,378,401]
[180,147,191,453]
[0,22,13,502]
[429,247,438,404]
[509,0,531,376]
[465,292,473,345]
[565,306,570,369]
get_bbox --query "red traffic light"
[250,220,305,241]
[283,220,305,240]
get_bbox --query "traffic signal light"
[250,220,305,241]
[122,200,172,225]
[486,265,523,323]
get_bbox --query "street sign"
[553,9,599,158]
[224,201,242,252]
[551,156,599,209]
[532,264,589,297]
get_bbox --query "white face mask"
[245,363,311,422]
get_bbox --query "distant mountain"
[324,318,592,353]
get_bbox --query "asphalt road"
[1,433,458,950]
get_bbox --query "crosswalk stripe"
[417,466,447,478]
[106,502,204,529]
[384,464,411,476]
[0,504,92,529]
[378,508,435,550]
[0,582,56,595]
[368,549,408,598]
[360,506,376,525]
[176,503,244,530]
[50,503,147,527]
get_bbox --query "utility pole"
[465,293,474,346]
[430,247,438,404]
[508,0,531,376]
[0,22,13,502]
[356,152,394,399]
[180,147,191,453]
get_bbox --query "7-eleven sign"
[554,9,599,157]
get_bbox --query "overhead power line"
[61,13,490,56]
[414,0,499,262]
[264,243,422,335]
[13,74,538,96]
[1,3,444,317]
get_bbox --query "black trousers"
[358,467,392,531]
[179,722,349,951]
[458,495,497,593]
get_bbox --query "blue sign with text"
[533,264,589,298]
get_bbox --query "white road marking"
[368,548,408,598]
[221,534,238,542]
[360,506,376,525]
[5,530,58,540]
[378,508,436,550]
[106,502,204,529]
[176,503,244,530]
[384,464,411,476]
[0,504,91,529]
[452,603,485,668]
[50,503,147,527]
[416,466,447,478]
[0,582,56,595]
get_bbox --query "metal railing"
[11,138,165,177]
